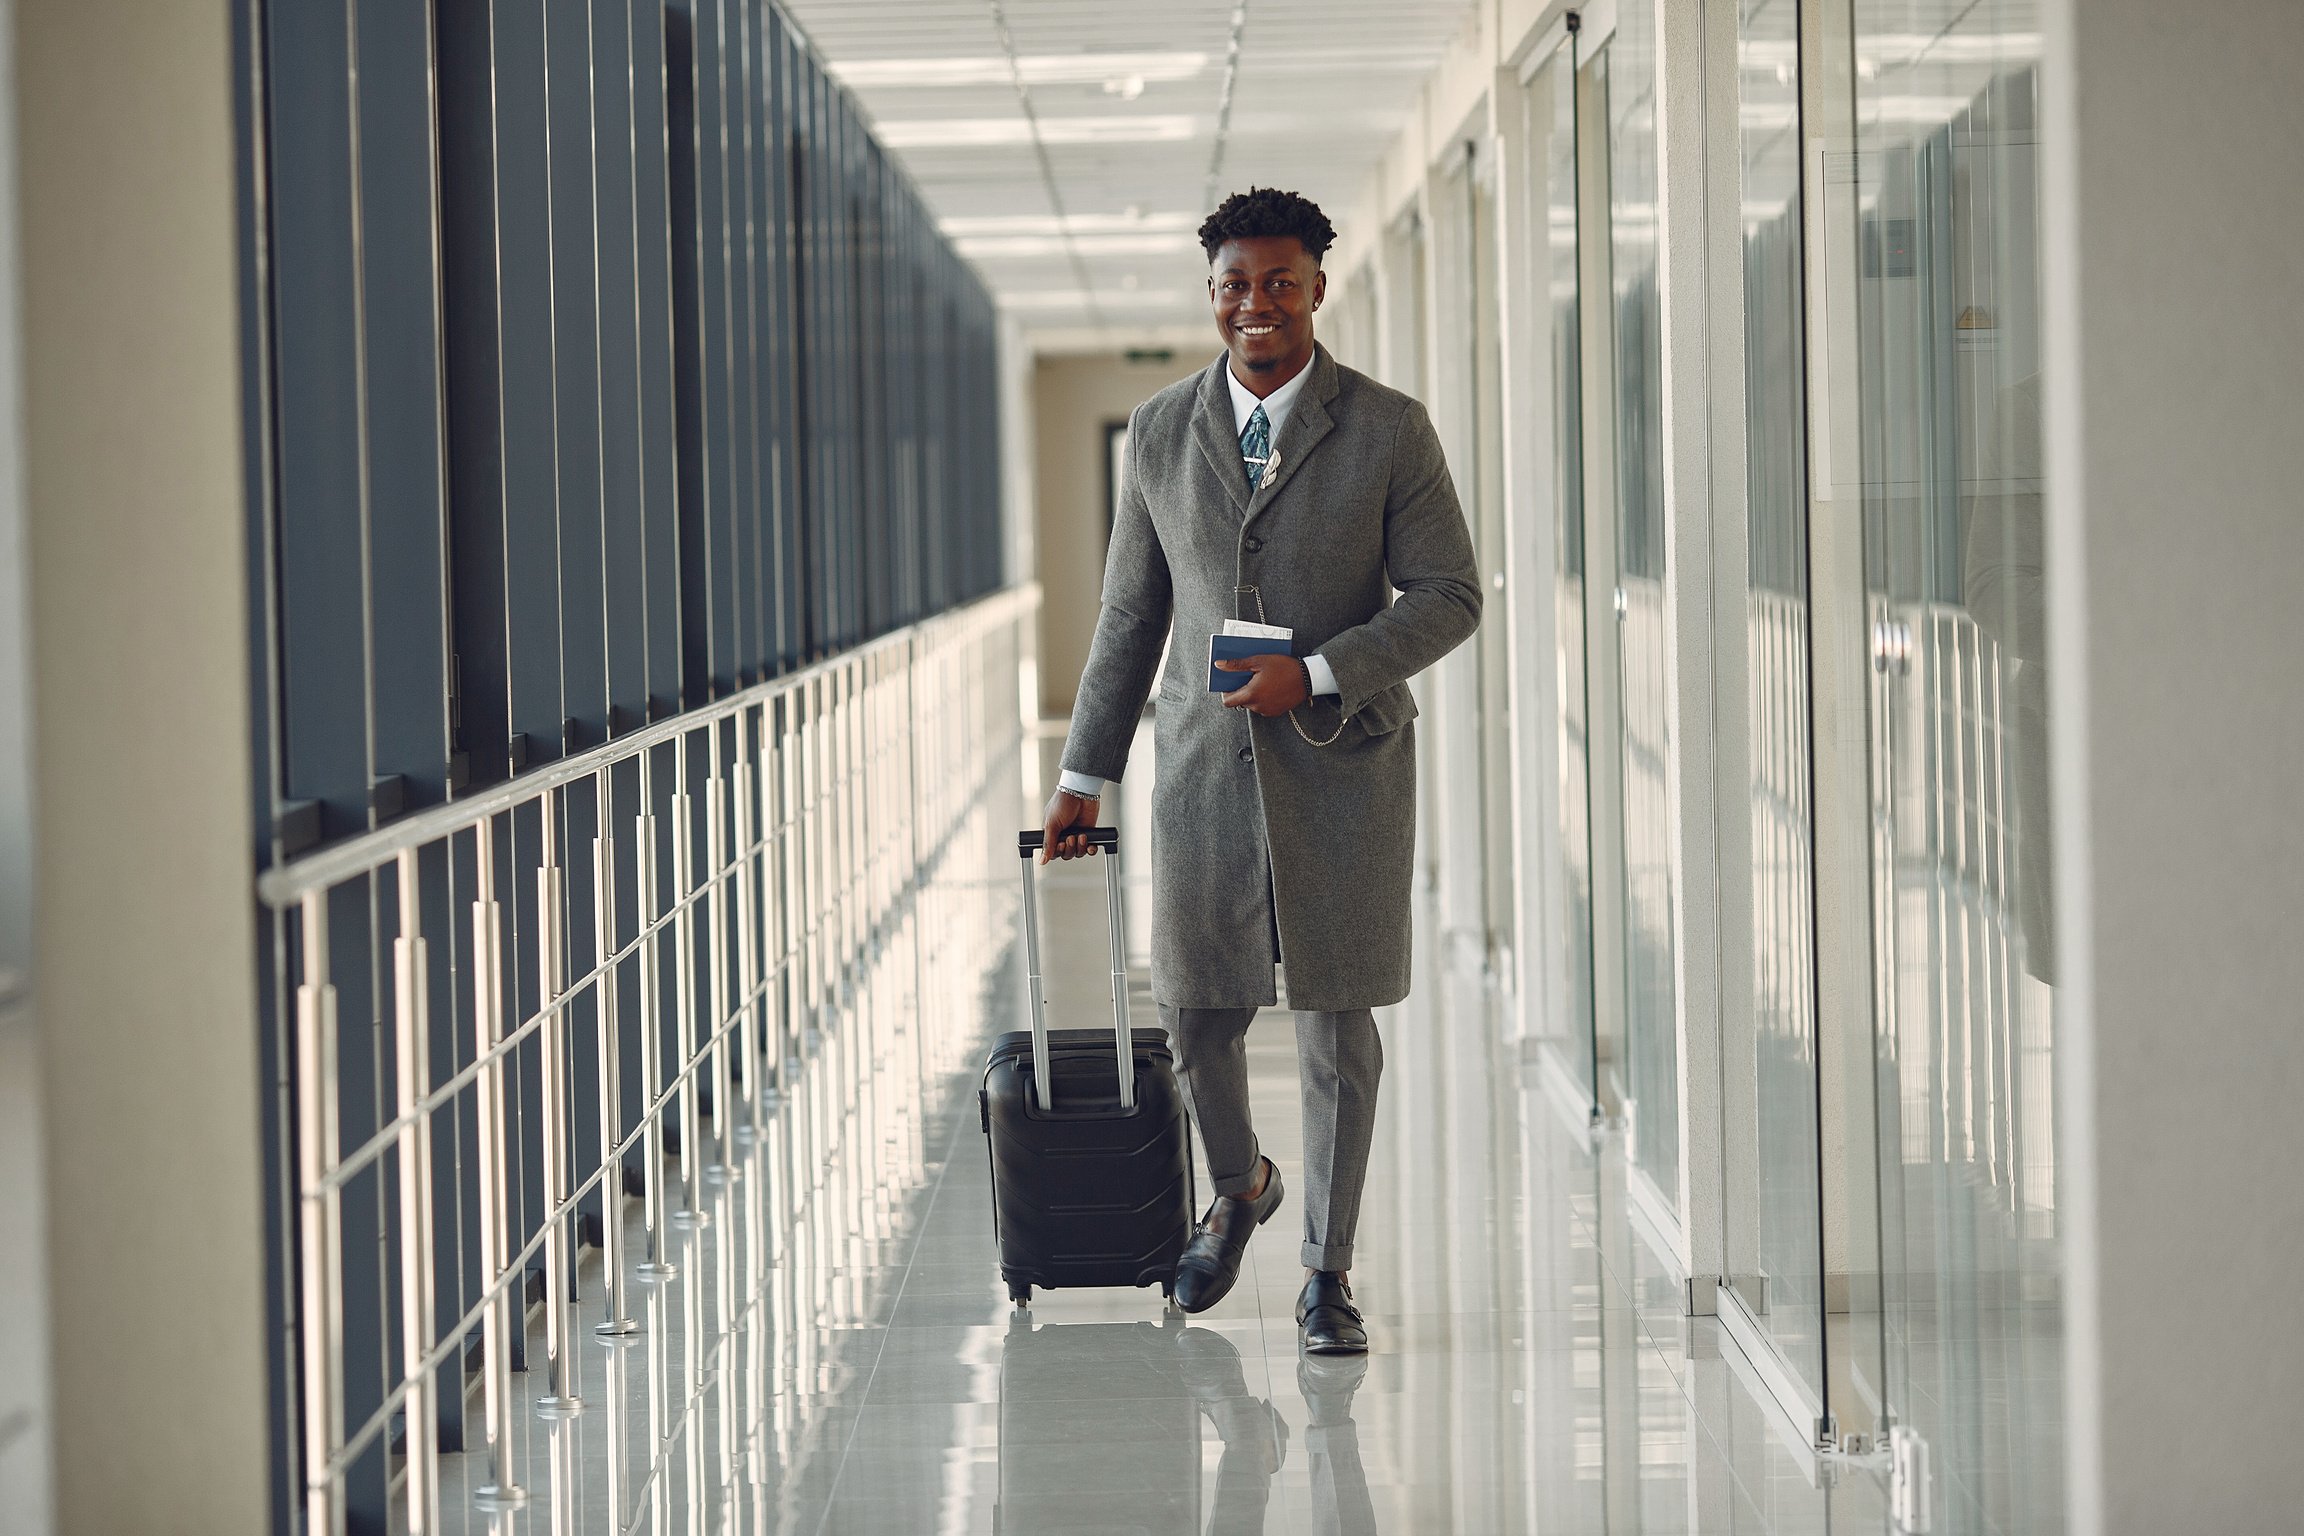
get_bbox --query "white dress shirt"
[1059,357,1339,801]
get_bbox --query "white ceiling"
[780,0,1482,347]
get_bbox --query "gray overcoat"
[1060,345,1481,1012]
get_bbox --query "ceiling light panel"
[829,51,1210,88]
[781,0,1485,334]
[876,114,1201,149]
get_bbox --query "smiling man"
[1039,187,1481,1354]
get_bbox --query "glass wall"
[1598,8,1681,1212]
[1725,0,1831,1415]
[1469,150,1519,965]
[1836,2,2064,1528]
[1527,36,1598,1107]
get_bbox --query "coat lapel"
[1244,345,1341,522]
[1190,358,1252,517]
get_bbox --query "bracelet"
[1297,657,1314,699]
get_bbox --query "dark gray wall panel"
[354,1,453,812]
[490,0,567,770]
[548,0,609,752]
[594,0,650,734]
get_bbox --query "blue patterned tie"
[1239,402,1270,492]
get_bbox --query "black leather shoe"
[1296,1271,1368,1354]
[1172,1159,1284,1314]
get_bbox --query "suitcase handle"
[1017,827,1118,853]
[1017,825,1135,1113]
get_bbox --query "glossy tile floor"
[415,773,1900,1534]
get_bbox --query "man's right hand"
[1040,788,1100,864]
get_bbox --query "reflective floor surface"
[413,770,1898,1534]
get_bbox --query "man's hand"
[1040,788,1101,864]
[1215,654,1311,718]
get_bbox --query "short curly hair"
[1197,186,1337,264]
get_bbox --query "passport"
[1207,631,1295,692]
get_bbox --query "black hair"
[1197,187,1337,265]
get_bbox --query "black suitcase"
[981,826,1195,1306]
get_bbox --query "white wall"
[16,1,271,1530]
[2047,2,2304,1530]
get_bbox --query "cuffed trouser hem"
[1164,1004,1264,1201]
[1211,1152,1267,1200]
[1295,1008,1381,1280]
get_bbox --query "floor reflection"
[988,1317,1361,1536]
[412,795,1902,1533]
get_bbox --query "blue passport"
[1207,633,1294,692]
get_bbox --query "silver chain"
[1234,585,1348,747]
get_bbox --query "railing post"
[391,852,441,1536]
[734,707,766,1138]
[469,818,526,1510]
[295,890,344,1536]
[706,723,733,1170]
[671,730,706,1226]
[534,789,581,1416]
[634,748,677,1279]
[592,765,638,1335]
[776,690,800,1097]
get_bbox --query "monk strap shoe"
[1172,1158,1284,1314]
[1296,1270,1368,1354]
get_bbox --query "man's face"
[1208,236,1325,379]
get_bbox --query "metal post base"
[473,1484,529,1512]
[535,1395,584,1421]
[594,1315,640,1338]
[635,1259,679,1280]
[669,1208,711,1227]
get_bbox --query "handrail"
[256,582,1036,908]
[273,583,1039,1532]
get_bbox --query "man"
[1040,187,1480,1354]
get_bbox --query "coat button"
[1238,745,1254,762]
[1243,535,1264,553]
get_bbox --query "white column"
[2046,2,2304,1530]
[17,1,270,1531]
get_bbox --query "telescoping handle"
[1016,827,1135,1114]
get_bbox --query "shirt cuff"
[1057,770,1106,799]
[1304,653,1341,697]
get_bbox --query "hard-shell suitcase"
[980,826,1195,1305]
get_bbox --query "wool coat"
[1060,345,1481,1012]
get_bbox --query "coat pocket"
[1352,681,1420,736]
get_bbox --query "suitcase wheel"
[1008,1283,1031,1308]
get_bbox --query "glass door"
[1468,144,1518,969]
[1834,2,2064,1529]
[1597,7,1681,1224]
[1545,43,1600,1111]
[1717,0,1833,1429]
[1519,33,1600,1112]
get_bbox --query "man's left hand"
[1215,654,1311,717]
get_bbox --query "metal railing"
[259,585,1035,1534]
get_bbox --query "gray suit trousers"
[1160,1003,1384,1271]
